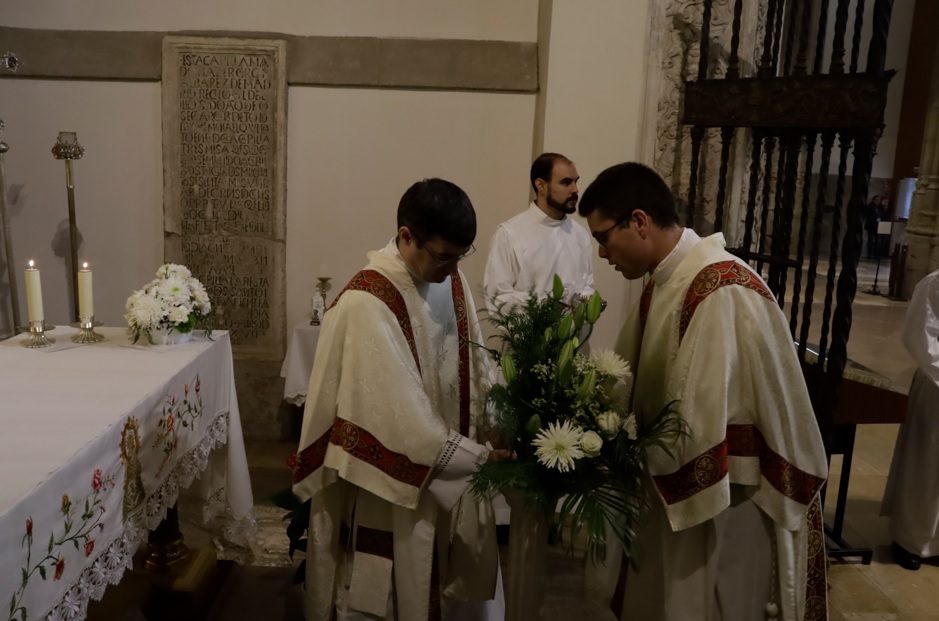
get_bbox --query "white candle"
[320,263,328,276]
[24,260,44,323]
[78,262,93,318]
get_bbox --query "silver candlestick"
[22,320,55,348]
[311,277,332,325]
[72,316,104,343]
[316,276,332,306]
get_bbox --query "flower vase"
[504,490,550,621]
[150,327,193,346]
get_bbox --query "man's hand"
[487,425,510,450]
[486,449,515,464]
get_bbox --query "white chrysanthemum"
[622,413,638,440]
[532,421,585,473]
[125,289,146,311]
[158,263,191,280]
[127,294,166,329]
[596,411,621,437]
[155,277,192,306]
[590,349,632,382]
[580,430,603,457]
[190,279,211,310]
[167,305,192,325]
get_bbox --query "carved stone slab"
[162,36,286,359]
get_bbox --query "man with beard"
[483,152,595,313]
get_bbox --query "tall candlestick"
[24,260,43,323]
[78,262,93,318]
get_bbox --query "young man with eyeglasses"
[579,163,828,621]
[483,152,595,313]
[292,178,507,621]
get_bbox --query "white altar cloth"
[0,328,253,621]
[279,324,320,406]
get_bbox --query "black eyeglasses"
[593,217,630,248]
[420,242,476,266]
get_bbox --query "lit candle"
[78,262,93,318]
[24,260,44,323]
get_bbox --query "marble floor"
[100,256,937,620]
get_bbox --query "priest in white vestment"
[292,179,506,621]
[578,163,829,621]
[881,268,939,570]
[484,152,595,313]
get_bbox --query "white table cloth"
[0,328,253,621]
[280,324,320,406]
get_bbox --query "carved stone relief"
[162,36,287,360]
[645,0,769,244]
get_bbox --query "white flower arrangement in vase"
[125,264,212,344]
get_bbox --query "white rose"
[596,411,621,437]
[580,431,604,458]
[622,413,638,440]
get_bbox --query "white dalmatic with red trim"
[292,240,502,621]
[589,230,829,621]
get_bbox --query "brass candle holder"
[72,316,104,343]
[22,320,55,348]
[51,131,85,322]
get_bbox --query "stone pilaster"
[904,38,939,297]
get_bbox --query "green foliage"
[270,488,310,586]
[475,275,686,561]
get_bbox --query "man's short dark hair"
[397,178,477,247]
[530,153,572,192]
[578,162,680,228]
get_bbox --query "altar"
[0,328,253,621]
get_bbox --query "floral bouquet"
[473,276,684,561]
[125,263,212,344]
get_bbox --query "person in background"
[865,195,884,259]
[881,268,939,571]
[484,152,595,313]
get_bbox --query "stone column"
[904,38,939,297]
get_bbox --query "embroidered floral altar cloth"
[0,328,253,621]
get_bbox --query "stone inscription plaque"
[162,37,286,359]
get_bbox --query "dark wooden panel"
[834,377,908,425]
[682,73,893,130]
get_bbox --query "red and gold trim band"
[802,495,828,620]
[339,522,395,560]
[292,417,430,488]
[450,269,471,437]
[653,424,824,506]
[679,260,774,343]
[726,424,825,505]
[330,269,422,375]
[653,439,729,505]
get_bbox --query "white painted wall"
[538,0,652,347]
[0,80,164,332]
[0,78,535,334]
[286,87,535,333]
[0,0,658,347]
[1,0,538,41]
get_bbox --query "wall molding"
[0,26,539,92]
